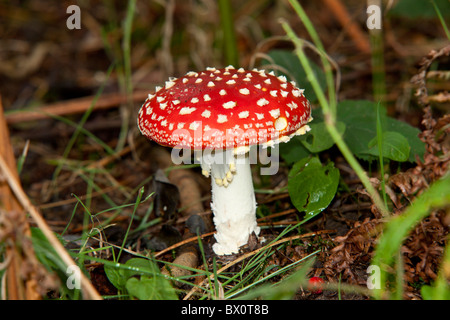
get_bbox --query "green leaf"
[261,49,327,103]
[126,276,178,300]
[279,138,311,165]
[389,0,450,18]
[337,100,424,163]
[300,121,346,153]
[288,157,339,218]
[363,131,411,162]
[124,258,177,300]
[104,257,177,299]
[385,117,425,162]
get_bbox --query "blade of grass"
[233,253,317,300]
[16,139,29,175]
[431,0,450,40]
[117,186,145,262]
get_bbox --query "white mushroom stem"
[201,149,259,255]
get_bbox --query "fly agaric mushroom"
[137,65,312,255]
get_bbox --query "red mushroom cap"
[137,66,311,150]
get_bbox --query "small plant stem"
[288,0,337,118]
[218,0,239,67]
[368,0,387,109]
[376,103,389,209]
[116,0,136,152]
[281,19,389,217]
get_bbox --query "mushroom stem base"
[210,153,259,255]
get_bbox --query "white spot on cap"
[238,68,245,73]
[269,109,280,118]
[207,81,215,87]
[161,119,168,127]
[217,115,228,123]
[202,110,211,118]
[172,100,180,105]
[287,102,298,110]
[215,77,223,81]
[264,79,271,84]
[238,111,249,118]
[256,113,264,120]
[177,123,185,129]
[204,94,211,101]
[189,121,201,130]
[239,88,250,95]
[165,81,176,89]
[159,102,168,110]
[270,90,278,97]
[191,97,199,103]
[219,89,227,96]
[179,107,197,115]
[274,117,288,131]
[280,90,289,97]
[226,80,236,85]
[278,75,287,82]
[148,93,155,100]
[182,78,188,84]
[195,78,203,83]
[292,88,305,97]
[254,84,262,89]
[206,67,216,71]
[157,96,165,102]
[223,101,236,109]
[257,98,269,106]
